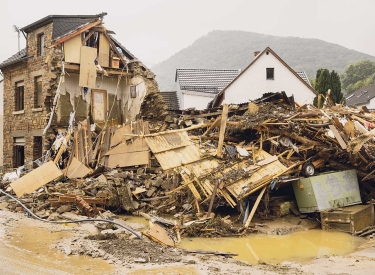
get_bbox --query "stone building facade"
[0,14,165,171]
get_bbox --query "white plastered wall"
[182,90,215,110]
[223,52,316,105]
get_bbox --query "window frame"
[34,76,43,108]
[37,33,45,56]
[15,81,24,111]
[266,68,275,80]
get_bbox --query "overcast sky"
[0,0,374,68]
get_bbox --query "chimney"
[254,51,260,57]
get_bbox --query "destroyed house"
[175,69,241,110]
[0,13,164,170]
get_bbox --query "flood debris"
[2,91,375,243]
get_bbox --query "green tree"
[313,68,343,106]
[330,70,343,103]
[341,60,375,95]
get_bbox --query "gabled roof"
[345,84,375,106]
[52,18,98,40]
[160,91,180,110]
[0,48,27,69]
[175,69,240,94]
[213,47,318,106]
[296,71,312,87]
[20,14,101,34]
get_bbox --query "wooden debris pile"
[3,92,375,235]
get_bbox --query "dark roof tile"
[0,48,27,69]
[52,18,95,40]
[175,69,240,94]
[346,84,375,106]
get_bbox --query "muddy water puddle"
[1,223,114,275]
[179,229,366,265]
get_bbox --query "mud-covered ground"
[1,209,375,275]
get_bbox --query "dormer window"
[37,33,44,56]
[266,68,274,80]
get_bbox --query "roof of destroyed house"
[346,84,375,106]
[160,91,180,110]
[296,71,312,86]
[175,69,241,94]
[212,47,318,107]
[0,48,27,69]
[20,14,101,35]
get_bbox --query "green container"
[292,169,361,213]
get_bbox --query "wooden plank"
[50,20,102,48]
[79,46,97,89]
[110,125,132,147]
[78,127,85,163]
[328,125,347,149]
[66,157,92,179]
[217,104,228,157]
[244,186,267,228]
[86,123,93,164]
[98,33,110,67]
[144,132,193,154]
[152,145,201,170]
[107,151,149,168]
[202,116,221,137]
[64,35,82,63]
[206,180,219,218]
[102,30,127,68]
[11,161,63,197]
[143,223,174,247]
[91,132,102,163]
[106,138,149,155]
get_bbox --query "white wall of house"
[223,52,316,105]
[182,90,215,110]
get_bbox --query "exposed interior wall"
[223,52,316,105]
[58,74,147,125]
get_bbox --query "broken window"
[33,136,43,168]
[34,76,43,108]
[266,68,274,80]
[13,137,25,168]
[37,33,45,56]
[15,81,24,111]
[130,85,137,98]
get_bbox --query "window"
[266,68,274,80]
[34,76,43,108]
[33,136,43,168]
[130,86,137,98]
[37,33,45,56]
[15,81,24,111]
[13,137,25,168]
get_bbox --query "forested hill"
[152,30,375,91]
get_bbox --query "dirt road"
[1,209,375,275]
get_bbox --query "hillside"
[152,30,375,91]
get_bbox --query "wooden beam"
[50,20,102,48]
[81,30,96,45]
[202,116,221,138]
[244,186,266,228]
[217,104,228,157]
[102,31,127,68]
[206,180,220,218]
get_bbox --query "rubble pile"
[2,92,375,241]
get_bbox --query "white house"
[345,84,375,109]
[212,47,317,107]
[175,69,240,110]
